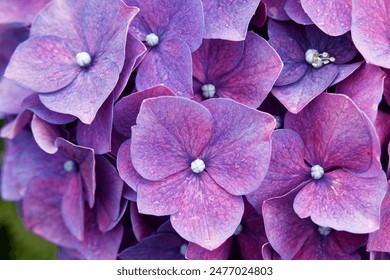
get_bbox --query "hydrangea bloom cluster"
[0,0,389,260]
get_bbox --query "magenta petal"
[264,0,289,20]
[246,129,311,212]
[351,0,390,68]
[201,98,275,195]
[39,59,120,124]
[330,62,362,86]
[186,240,231,260]
[0,0,50,24]
[294,169,387,233]
[368,188,390,252]
[114,85,175,138]
[131,97,214,181]
[216,32,283,108]
[272,65,339,113]
[285,93,377,173]
[5,36,79,93]
[171,172,244,250]
[136,38,193,98]
[202,0,260,41]
[335,63,385,123]
[0,78,33,117]
[0,110,33,139]
[62,175,84,241]
[31,115,65,154]
[302,0,351,36]
[95,156,123,232]
[285,0,313,25]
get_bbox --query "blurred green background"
[0,123,57,260]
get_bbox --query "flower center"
[234,224,243,236]
[145,33,159,47]
[273,115,283,129]
[311,164,324,180]
[305,49,335,68]
[180,243,188,256]
[201,84,216,98]
[318,226,332,236]
[76,52,92,67]
[63,160,77,173]
[191,158,205,173]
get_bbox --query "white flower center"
[311,164,324,180]
[145,33,159,47]
[201,84,216,98]
[180,243,188,256]
[64,160,77,172]
[305,49,335,68]
[318,226,332,236]
[191,158,205,173]
[76,51,92,67]
[234,224,243,236]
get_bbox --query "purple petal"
[95,156,123,232]
[186,240,231,260]
[131,96,214,181]
[31,115,66,154]
[114,85,175,138]
[0,110,33,139]
[216,32,283,108]
[285,0,313,25]
[126,0,204,51]
[246,129,311,212]
[263,0,289,20]
[384,69,390,106]
[302,0,351,36]
[351,0,390,68]
[170,172,244,250]
[202,0,260,41]
[5,36,79,93]
[335,63,385,123]
[201,98,275,195]
[0,78,33,117]
[136,38,193,98]
[284,93,378,173]
[0,0,50,24]
[62,175,84,241]
[294,169,387,233]
[329,62,362,86]
[374,111,390,149]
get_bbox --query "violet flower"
[262,188,367,259]
[268,19,359,113]
[247,93,387,233]
[5,0,139,124]
[118,96,275,249]
[124,0,204,97]
[192,32,282,108]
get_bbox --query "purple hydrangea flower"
[263,188,367,259]
[301,0,352,36]
[124,0,204,97]
[351,0,390,68]
[192,32,282,107]
[268,20,359,113]
[201,0,260,41]
[118,96,275,249]
[5,0,139,124]
[247,93,387,233]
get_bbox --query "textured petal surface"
[31,115,65,154]
[335,63,385,123]
[202,0,260,41]
[0,0,50,24]
[264,0,289,20]
[131,96,214,181]
[171,172,244,250]
[285,0,313,25]
[126,0,204,51]
[351,0,390,68]
[201,98,275,195]
[186,239,231,260]
[302,0,351,36]
[285,93,376,173]
[216,33,283,108]
[246,129,311,212]
[294,169,387,233]
[136,38,193,98]
[114,85,174,138]
[5,36,79,93]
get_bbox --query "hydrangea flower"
[268,20,359,113]
[119,96,275,249]
[262,188,367,259]
[124,0,204,97]
[192,32,282,107]
[351,0,390,68]
[247,93,387,233]
[5,0,139,124]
